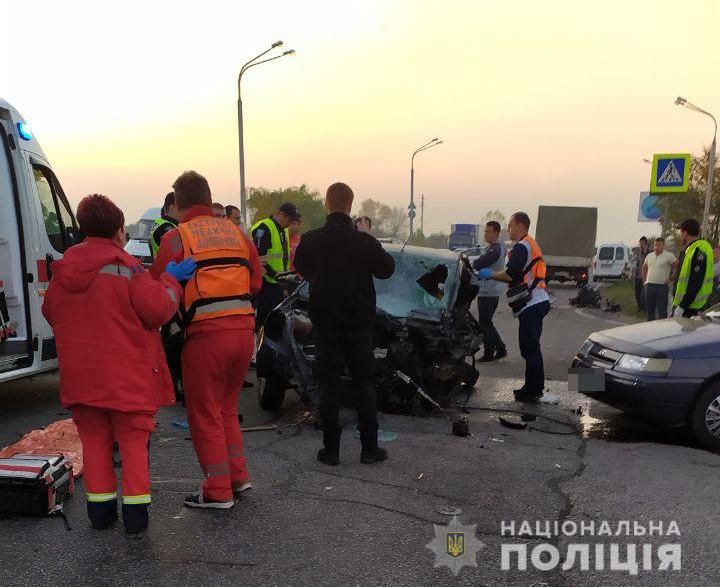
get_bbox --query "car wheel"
[689,383,720,450]
[258,376,287,411]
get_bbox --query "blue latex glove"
[478,268,493,280]
[166,257,197,282]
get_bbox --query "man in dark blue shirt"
[472,221,507,361]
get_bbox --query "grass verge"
[603,279,644,319]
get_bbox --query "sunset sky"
[3,0,719,243]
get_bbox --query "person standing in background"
[479,212,549,402]
[671,219,714,318]
[294,183,395,465]
[472,221,507,362]
[642,237,677,321]
[225,205,244,230]
[251,203,300,329]
[633,236,649,314]
[150,192,180,260]
[288,218,302,271]
[212,203,227,218]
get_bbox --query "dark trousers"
[518,301,550,393]
[477,296,505,356]
[161,323,183,398]
[315,327,378,452]
[254,282,285,332]
[645,283,669,321]
[634,279,646,313]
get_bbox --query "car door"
[27,159,80,366]
[0,120,33,375]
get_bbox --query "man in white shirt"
[642,237,678,321]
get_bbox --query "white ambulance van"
[0,99,80,383]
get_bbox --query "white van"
[124,207,161,266]
[593,243,631,280]
[0,99,80,383]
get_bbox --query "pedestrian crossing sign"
[650,153,691,193]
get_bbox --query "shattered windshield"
[375,248,459,318]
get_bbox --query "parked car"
[593,243,631,280]
[573,309,720,449]
[256,244,482,413]
[124,207,160,267]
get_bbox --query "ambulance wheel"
[259,376,287,411]
[689,383,720,451]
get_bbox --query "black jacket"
[294,213,395,330]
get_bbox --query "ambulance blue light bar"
[17,122,33,141]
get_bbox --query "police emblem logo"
[446,532,465,558]
[426,516,484,576]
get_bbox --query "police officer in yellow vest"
[671,218,715,318]
[152,192,183,399]
[151,192,180,259]
[251,202,301,329]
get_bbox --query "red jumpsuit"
[151,206,262,501]
[42,238,180,513]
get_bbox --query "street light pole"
[238,42,295,227]
[410,138,442,239]
[675,97,718,238]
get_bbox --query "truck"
[448,223,483,251]
[535,205,597,286]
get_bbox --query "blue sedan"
[573,308,720,450]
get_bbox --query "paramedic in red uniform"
[42,194,194,533]
[151,171,262,509]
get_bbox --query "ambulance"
[0,99,80,383]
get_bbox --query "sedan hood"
[591,318,720,359]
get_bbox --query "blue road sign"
[650,153,691,192]
[638,191,662,222]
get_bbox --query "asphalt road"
[0,284,718,586]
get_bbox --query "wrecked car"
[256,244,482,413]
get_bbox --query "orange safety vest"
[177,215,254,323]
[518,235,547,290]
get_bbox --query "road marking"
[574,308,625,326]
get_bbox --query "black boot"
[359,427,387,464]
[317,428,341,466]
[122,503,149,534]
[87,499,118,530]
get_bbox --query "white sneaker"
[233,482,254,496]
[184,494,234,509]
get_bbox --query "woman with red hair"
[42,194,196,533]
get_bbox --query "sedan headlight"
[615,354,672,375]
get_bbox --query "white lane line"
[574,308,625,326]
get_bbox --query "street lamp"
[409,138,442,239]
[238,42,295,226]
[675,96,718,237]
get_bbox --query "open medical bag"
[0,454,74,515]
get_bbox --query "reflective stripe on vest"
[251,218,289,284]
[98,265,132,279]
[673,239,715,310]
[194,299,254,316]
[177,215,254,323]
[151,218,177,258]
